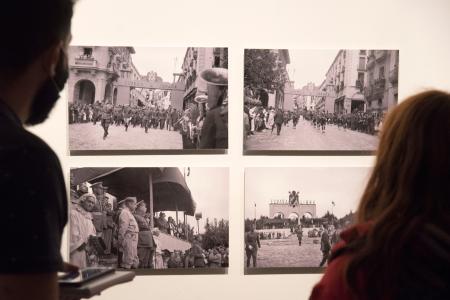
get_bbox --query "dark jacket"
[199,106,228,149]
[274,110,284,124]
[310,221,450,300]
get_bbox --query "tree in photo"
[202,218,229,250]
[244,49,287,94]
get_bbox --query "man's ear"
[40,41,63,77]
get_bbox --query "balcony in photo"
[75,56,97,67]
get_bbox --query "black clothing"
[199,106,228,149]
[0,100,67,273]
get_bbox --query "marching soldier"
[295,225,303,246]
[101,103,113,140]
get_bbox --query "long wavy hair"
[341,90,450,299]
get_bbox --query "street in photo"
[243,49,399,152]
[70,167,229,273]
[244,167,370,273]
[68,47,228,153]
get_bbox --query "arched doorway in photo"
[74,80,96,105]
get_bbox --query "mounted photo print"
[69,167,229,275]
[68,46,228,155]
[243,49,399,155]
[244,167,370,274]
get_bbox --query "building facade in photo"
[68,46,184,108]
[180,47,228,110]
[284,82,326,112]
[68,46,141,106]
[269,49,290,109]
[364,50,399,113]
[324,50,367,114]
[269,200,317,221]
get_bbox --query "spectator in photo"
[274,108,284,136]
[191,235,206,268]
[152,228,164,269]
[69,193,97,268]
[208,248,222,268]
[310,90,450,300]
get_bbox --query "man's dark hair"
[0,0,74,77]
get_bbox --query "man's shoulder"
[0,120,58,166]
[119,208,132,218]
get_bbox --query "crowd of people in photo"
[244,102,385,138]
[68,101,210,149]
[303,110,384,135]
[69,68,228,150]
[69,181,229,270]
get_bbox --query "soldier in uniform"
[133,201,154,268]
[118,196,139,269]
[245,223,261,268]
[199,68,228,149]
[319,226,331,267]
[100,103,113,140]
[292,109,299,129]
[295,225,303,246]
[158,109,165,130]
[123,106,132,132]
[143,108,151,133]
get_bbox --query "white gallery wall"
[28,0,450,299]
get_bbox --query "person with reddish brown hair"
[310,90,450,300]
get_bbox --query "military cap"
[200,68,228,86]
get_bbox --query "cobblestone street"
[69,123,183,150]
[246,230,324,268]
[245,118,379,151]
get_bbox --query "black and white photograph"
[244,49,399,154]
[68,46,228,154]
[69,167,229,274]
[244,167,370,274]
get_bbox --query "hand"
[76,242,86,251]
[59,262,79,273]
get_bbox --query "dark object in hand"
[88,236,106,255]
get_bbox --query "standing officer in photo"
[118,197,140,269]
[245,223,261,268]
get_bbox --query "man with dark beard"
[0,1,77,299]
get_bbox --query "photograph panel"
[68,46,228,154]
[244,167,370,274]
[244,49,399,154]
[69,167,229,275]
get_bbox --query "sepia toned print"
[244,49,399,153]
[244,167,370,273]
[70,167,229,274]
[68,46,228,154]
